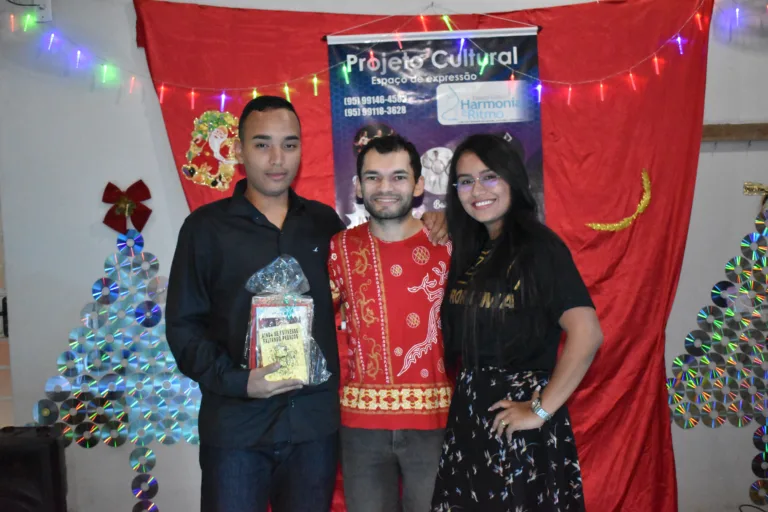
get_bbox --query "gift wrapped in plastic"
[242,255,332,385]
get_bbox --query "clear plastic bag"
[242,255,331,386]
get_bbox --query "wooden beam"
[702,123,768,142]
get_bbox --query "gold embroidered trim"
[341,384,453,412]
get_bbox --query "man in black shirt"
[167,96,344,512]
[166,96,445,512]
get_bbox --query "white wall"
[0,0,765,511]
[666,5,768,509]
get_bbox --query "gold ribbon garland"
[586,169,652,232]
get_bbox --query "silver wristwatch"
[530,398,552,421]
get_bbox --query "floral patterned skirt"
[431,367,585,512]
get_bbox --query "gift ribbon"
[102,180,152,234]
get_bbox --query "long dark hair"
[441,133,559,367]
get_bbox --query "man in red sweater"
[328,135,452,512]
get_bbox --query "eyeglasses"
[453,175,500,193]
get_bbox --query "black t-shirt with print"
[442,234,594,372]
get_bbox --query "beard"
[363,194,414,221]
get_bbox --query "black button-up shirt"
[166,179,345,448]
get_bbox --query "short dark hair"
[238,96,300,141]
[356,134,422,181]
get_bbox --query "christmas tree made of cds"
[30,229,201,512]
[667,206,768,507]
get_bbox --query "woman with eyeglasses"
[431,134,603,512]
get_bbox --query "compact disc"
[684,330,711,357]
[711,281,738,308]
[740,280,767,309]
[92,277,121,305]
[45,375,71,402]
[74,422,101,448]
[671,354,699,382]
[72,375,98,401]
[696,305,724,333]
[740,376,766,399]
[152,339,170,354]
[755,401,768,426]
[740,330,766,356]
[112,397,133,423]
[129,447,156,473]
[755,257,768,286]
[86,398,114,424]
[137,352,166,376]
[699,402,727,428]
[753,454,768,479]
[742,233,768,261]
[129,419,154,447]
[137,339,165,359]
[141,395,168,423]
[162,353,177,373]
[101,420,127,447]
[666,378,685,406]
[726,352,753,380]
[710,329,740,356]
[33,399,58,426]
[170,396,197,423]
[180,377,201,400]
[98,373,125,400]
[754,352,768,381]
[80,302,109,330]
[151,324,165,339]
[756,426,768,451]
[147,276,169,304]
[51,422,74,447]
[83,350,111,377]
[123,278,150,305]
[135,301,162,328]
[131,474,159,500]
[685,377,716,405]
[59,398,86,424]
[104,253,133,282]
[727,400,754,427]
[131,253,160,280]
[751,479,768,506]
[127,373,153,400]
[117,229,144,257]
[725,256,752,284]
[132,501,159,512]
[693,353,726,381]
[108,300,136,329]
[154,372,180,400]
[94,326,123,353]
[156,418,181,445]
[752,304,768,331]
[57,351,83,378]
[68,327,96,354]
[758,211,768,235]
[123,325,152,351]
[182,422,199,445]
[725,306,752,331]
[671,402,699,429]
[713,376,739,404]
[110,350,138,376]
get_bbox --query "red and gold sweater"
[329,224,452,430]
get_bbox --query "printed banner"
[327,28,544,227]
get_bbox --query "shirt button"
[290,400,295,408]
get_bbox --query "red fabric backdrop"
[135,1,714,510]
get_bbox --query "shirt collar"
[227,178,305,219]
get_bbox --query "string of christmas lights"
[4,0,749,110]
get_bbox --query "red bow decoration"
[102,180,152,234]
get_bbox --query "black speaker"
[0,426,67,512]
